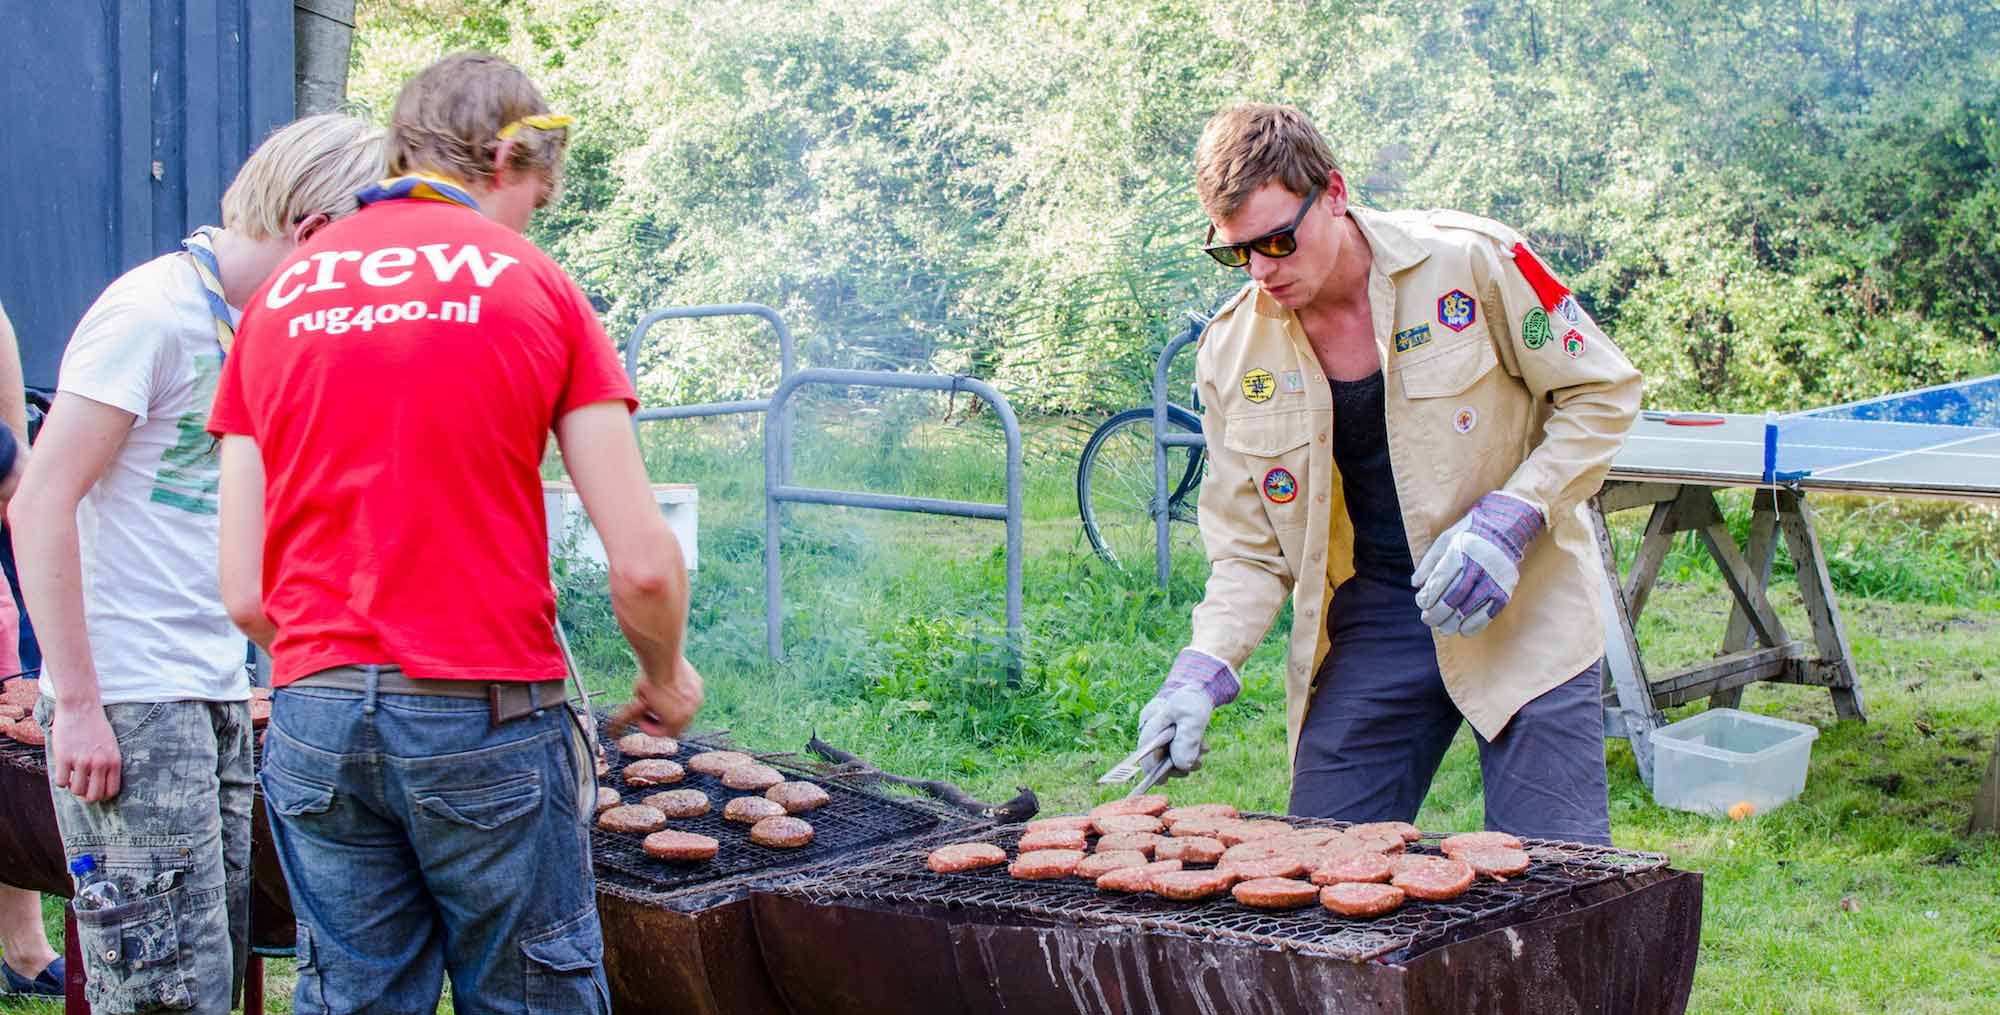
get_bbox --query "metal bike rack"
[765,368,1024,675]
[621,305,1025,675]
[623,303,798,423]
[1151,322,1210,587]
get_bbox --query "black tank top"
[1329,372,1414,584]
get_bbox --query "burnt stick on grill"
[807,734,1039,821]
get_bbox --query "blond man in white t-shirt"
[9,115,384,1014]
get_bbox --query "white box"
[1650,708,1819,817]
[543,480,698,572]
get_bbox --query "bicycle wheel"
[1078,405,1206,572]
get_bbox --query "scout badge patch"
[1453,407,1478,434]
[1521,307,1551,350]
[1394,323,1432,354]
[1562,331,1586,358]
[1261,467,1298,504]
[1241,368,1276,403]
[1437,290,1476,332]
[1281,369,1306,393]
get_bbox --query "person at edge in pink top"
[209,53,701,1014]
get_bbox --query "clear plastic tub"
[1649,708,1820,816]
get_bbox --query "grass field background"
[6,404,1996,1014]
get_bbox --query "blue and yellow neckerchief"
[355,172,482,211]
[179,227,235,361]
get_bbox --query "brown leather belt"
[289,666,568,726]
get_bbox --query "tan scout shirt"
[1185,207,1641,766]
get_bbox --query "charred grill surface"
[764,817,1670,962]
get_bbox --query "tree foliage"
[352,0,2000,414]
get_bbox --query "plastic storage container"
[1650,708,1820,816]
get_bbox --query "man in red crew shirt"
[210,53,700,1013]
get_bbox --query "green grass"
[6,406,1995,1014]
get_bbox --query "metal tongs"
[1097,728,1175,798]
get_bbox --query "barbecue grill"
[0,713,303,949]
[752,819,1702,1015]
[589,728,988,1015]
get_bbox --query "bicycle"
[1076,313,1212,571]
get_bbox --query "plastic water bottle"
[69,854,124,911]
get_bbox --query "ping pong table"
[1594,374,2000,783]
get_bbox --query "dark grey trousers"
[1288,574,1613,844]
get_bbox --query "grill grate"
[588,728,948,898]
[765,816,1670,962]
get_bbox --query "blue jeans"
[259,667,606,1015]
[1289,574,1613,844]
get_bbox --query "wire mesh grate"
[765,816,1670,962]
[587,727,949,898]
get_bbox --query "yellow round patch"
[1240,368,1276,403]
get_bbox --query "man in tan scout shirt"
[1133,104,1639,843]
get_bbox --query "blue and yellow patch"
[1437,289,1477,332]
[1261,467,1298,504]
[1393,323,1432,354]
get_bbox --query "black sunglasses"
[1203,186,1323,267]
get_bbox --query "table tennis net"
[1763,374,2000,483]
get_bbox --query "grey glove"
[1135,649,1241,777]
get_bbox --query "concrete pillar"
[294,0,356,116]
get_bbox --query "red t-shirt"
[208,198,636,684]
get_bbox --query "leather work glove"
[1136,649,1241,777]
[1412,492,1546,637]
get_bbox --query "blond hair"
[220,113,387,240]
[387,52,566,197]
[1194,103,1342,221]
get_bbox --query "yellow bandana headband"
[496,114,574,141]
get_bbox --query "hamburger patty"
[1094,859,1182,893]
[1232,877,1319,910]
[593,787,623,814]
[749,815,814,848]
[926,842,1008,874]
[1093,832,1164,856]
[686,750,755,775]
[1458,846,1531,879]
[1024,815,1096,835]
[720,763,785,791]
[765,781,830,813]
[1092,813,1165,837]
[1440,831,1522,857]
[1009,849,1087,880]
[1073,850,1149,879]
[1160,803,1237,827]
[617,732,680,758]
[1088,794,1170,819]
[621,759,686,787]
[1310,851,1393,885]
[1218,856,1309,883]
[1321,881,1405,918]
[1347,820,1422,843]
[5,721,46,747]
[1018,828,1088,852]
[1391,857,1476,901]
[1150,868,1234,901]
[1153,835,1225,865]
[642,830,718,861]
[643,789,711,818]
[723,796,787,823]
[597,804,668,835]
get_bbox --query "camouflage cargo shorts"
[37,698,253,1014]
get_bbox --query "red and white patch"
[1561,331,1585,358]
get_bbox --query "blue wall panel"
[0,1,295,388]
